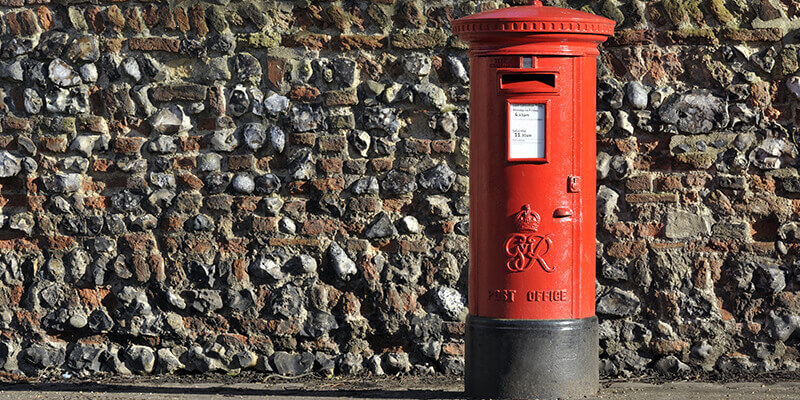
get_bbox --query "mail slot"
[500,72,557,92]
[453,2,615,399]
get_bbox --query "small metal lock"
[568,176,581,193]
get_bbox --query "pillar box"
[453,2,614,399]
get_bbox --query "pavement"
[0,376,799,399]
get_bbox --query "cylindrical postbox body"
[453,3,614,399]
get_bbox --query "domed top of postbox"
[453,1,615,43]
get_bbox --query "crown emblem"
[514,204,540,232]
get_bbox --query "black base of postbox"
[465,315,598,399]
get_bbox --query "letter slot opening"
[500,73,557,93]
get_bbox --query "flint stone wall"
[0,0,795,379]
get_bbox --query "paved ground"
[1,376,799,399]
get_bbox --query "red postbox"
[453,2,614,399]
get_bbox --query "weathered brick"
[625,193,679,204]
[128,37,180,52]
[189,3,208,37]
[331,35,386,51]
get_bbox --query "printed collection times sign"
[508,103,546,160]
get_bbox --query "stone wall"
[0,0,796,379]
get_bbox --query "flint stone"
[362,106,401,135]
[149,135,177,154]
[382,170,417,194]
[250,256,284,281]
[597,288,640,316]
[419,163,456,192]
[66,36,100,62]
[42,173,82,193]
[150,105,191,134]
[287,148,314,180]
[228,85,250,116]
[189,260,216,288]
[0,61,22,82]
[190,290,223,314]
[198,153,223,172]
[287,255,317,275]
[654,356,690,377]
[434,286,467,321]
[17,137,36,156]
[327,241,357,280]
[291,104,326,133]
[241,123,266,150]
[269,126,286,153]
[414,82,447,110]
[440,356,465,375]
[111,190,141,212]
[420,341,442,360]
[264,94,289,114]
[156,348,185,374]
[756,262,786,294]
[125,345,155,374]
[9,213,34,235]
[626,81,649,109]
[67,345,105,373]
[381,82,410,103]
[598,78,624,109]
[77,63,97,83]
[272,352,313,376]
[232,174,255,194]
[24,88,42,114]
[231,53,262,82]
[333,57,358,87]
[49,59,82,87]
[425,195,452,218]
[351,176,379,195]
[350,130,371,157]
[659,91,729,134]
[788,76,800,99]
[365,212,398,239]
[166,290,186,310]
[435,112,458,136]
[750,138,792,170]
[664,210,712,239]
[779,222,800,241]
[189,214,214,232]
[23,342,66,370]
[209,129,239,152]
[338,353,363,375]
[271,285,304,318]
[204,172,232,194]
[302,310,339,337]
[767,311,800,341]
[121,58,141,81]
[648,86,674,108]
[384,352,411,373]
[255,174,281,194]
[404,53,431,76]
[448,56,469,83]
[597,185,619,220]
[150,173,176,189]
[46,87,89,114]
[0,152,22,177]
[399,216,422,234]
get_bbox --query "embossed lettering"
[505,233,553,272]
[505,204,554,273]
[488,289,517,302]
[526,289,568,302]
